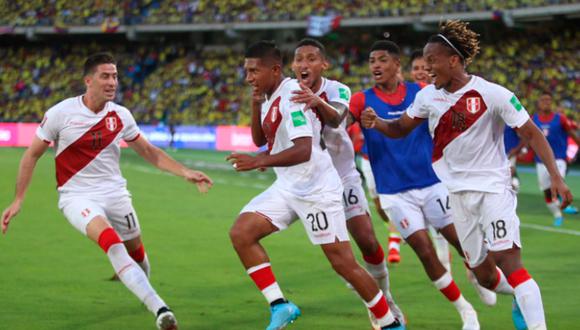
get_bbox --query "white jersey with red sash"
[37,96,141,204]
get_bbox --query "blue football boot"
[266,301,301,330]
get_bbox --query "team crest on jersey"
[271,106,278,122]
[105,117,117,131]
[466,97,481,114]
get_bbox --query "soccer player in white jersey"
[361,20,572,330]
[289,38,404,328]
[1,53,213,330]
[226,41,404,330]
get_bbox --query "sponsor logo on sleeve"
[510,95,523,111]
[291,110,307,127]
[338,87,350,101]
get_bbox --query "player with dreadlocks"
[360,20,571,330]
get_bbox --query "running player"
[352,40,489,330]
[1,53,214,330]
[289,38,404,327]
[532,91,580,226]
[409,49,452,272]
[361,20,570,330]
[227,41,403,330]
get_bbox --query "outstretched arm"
[227,137,312,171]
[516,120,573,207]
[128,136,213,193]
[361,109,425,138]
[2,137,49,234]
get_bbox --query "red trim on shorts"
[369,293,389,319]
[363,245,385,265]
[55,111,124,187]
[440,280,462,302]
[507,268,532,288]
[125,133,140,143]
[98,227,122,253]
[544,196,553,203]
[129,244,146,262]
[42,139,51,144]
[248,265,277,291]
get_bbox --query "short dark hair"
[245,40,282,64]
[296,38,326,58]
[410,49,424,63]
[370,40,400,57]
[83,52,116,76]
[540,90,552,97]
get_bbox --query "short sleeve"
[560,114,574,132]
[489,86,529,129]
[121,109,141,142]
[406,89,429,119]
[283,99,312,141]
[349,92,365,121]
[36,108,60,143]
[326,82,351,108]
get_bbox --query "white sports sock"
[433,272,472,312]
[515,279,546,330]
[108,243,166,314]
[365,260,389,291]
[493,267,515,295]
[546,201,562,218]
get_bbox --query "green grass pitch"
[0,147,578,329]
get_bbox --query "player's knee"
[477,272,497,290]
[229,223,254,249]
[413,242,436,262]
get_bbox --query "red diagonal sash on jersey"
[262,96,282,152]
[432,90,487,162]
[55,111,124,187]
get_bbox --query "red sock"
[507,268,532,288]
[440,281,461,302]
[129,244,146,263]
[97,228,122,253]
[363,245,385,265]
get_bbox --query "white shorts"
[536,159,567,191]
[359,157,377,199]
[240,185,349,245]
[341,175,370,220]
[60,195,141,241]
[449,188,522,268]
[379,183,453,239]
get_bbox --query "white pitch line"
[520,223,580,236]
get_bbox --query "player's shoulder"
[280,78,301,95]
[324,78,349,92]
[107,101,135,119]
[47,95,82,115]
[473,76,513,98]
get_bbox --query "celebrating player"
[1,53,214,330]
[227,41,404,330]
[532,91,580,226]
[361,20,570,330]
[352,40,490,330]
[290,38,404,327]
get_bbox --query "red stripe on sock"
[440,280,462,302]
[388,236,402,244]
[507,268,532,288]
[544,196,552,203]
[98,228,122,253]
[249,265,277,291]
[363,245,385,265]
[129,244,145,262]
[369,294,389,319]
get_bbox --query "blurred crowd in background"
[0,0,575,27]
[1,26,577,126]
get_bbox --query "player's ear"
[271,63,282,75]
[322,59,330,70]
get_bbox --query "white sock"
[108,243,166,314]
[493,267,515,295]
[365,260,389,292]
[515,279,546,329]
[546,201,562,218]
[364,291,395,327]
[433,272,472,312]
